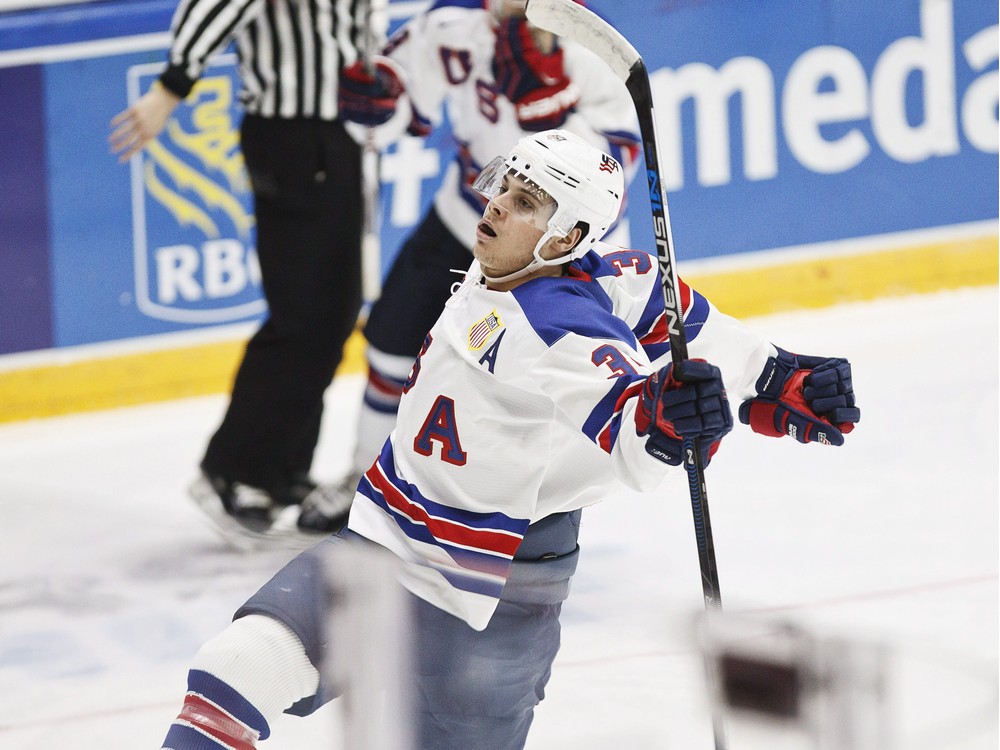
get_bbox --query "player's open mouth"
[477,220,497,238]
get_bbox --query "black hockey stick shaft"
[623,59,729,750]
[623,62,723,613]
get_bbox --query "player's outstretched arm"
[740,348,861,445]
[636,359,734,466]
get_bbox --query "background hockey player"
[297,0,642,532]
[158,130,860,750]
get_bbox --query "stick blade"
[526,0,640,82]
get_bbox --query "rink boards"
[0,0,996,421]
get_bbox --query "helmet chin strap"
[480,227,570,286]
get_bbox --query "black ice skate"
[295,472,359,534]
[188,472,284,552]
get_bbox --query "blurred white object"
[323,541,414,750]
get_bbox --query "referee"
[109,0,382,543]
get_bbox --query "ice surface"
[0,288,996,749]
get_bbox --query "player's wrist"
[515,82,579,129]
[158,65,196,100]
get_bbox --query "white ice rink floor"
[1,287,997,750]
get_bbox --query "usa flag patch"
[468,309,503,350]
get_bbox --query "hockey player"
[158,131,860,749]
[296,0,642,532]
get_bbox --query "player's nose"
[486,196,509,218]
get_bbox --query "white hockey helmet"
[473,130,625,281]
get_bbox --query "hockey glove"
[739,348,861,445]
[637,359,734,466]
[338,58,404,126]
[492,17,579,131]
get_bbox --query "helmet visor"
[472,156,572,235]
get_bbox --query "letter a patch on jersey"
[468,309,504,351]
[478,329,506,374]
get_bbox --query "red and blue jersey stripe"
[358,442,531,598]
[582,373,646,453]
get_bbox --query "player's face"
[473,173,557,281]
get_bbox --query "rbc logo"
[127,57,265,324]
[155,239,261,305]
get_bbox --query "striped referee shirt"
[159,0,386,120]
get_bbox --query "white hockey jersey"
[348,243,776,630]
[383,0,641,249]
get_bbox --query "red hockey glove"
[338,59,404,126]
[636,359,734,466]
[739,348,860,445]
[492,17,579,131]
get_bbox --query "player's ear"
[545,227,582,260]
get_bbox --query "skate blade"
[188,477,325,553]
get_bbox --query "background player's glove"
[492,17,579,130]
[739,348,860,445]
[338,58,404,126]
[636,360,734,466]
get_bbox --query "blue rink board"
[0,0,996,353]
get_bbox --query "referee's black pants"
[201,114,363,498]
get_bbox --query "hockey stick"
[525,1,727,745]
[358,0,383,305]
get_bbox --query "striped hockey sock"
[160,670,267,750]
